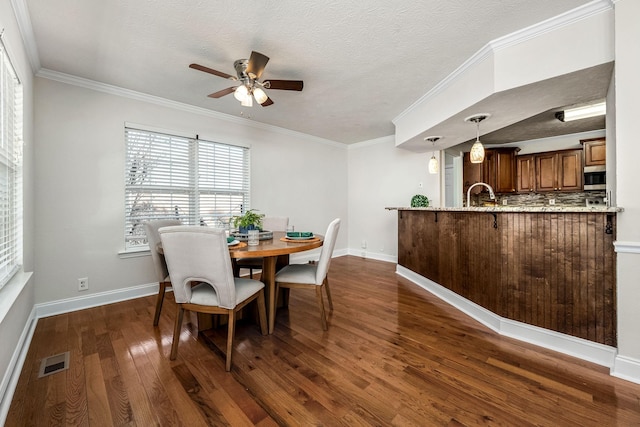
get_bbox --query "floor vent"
[38,351,70,378]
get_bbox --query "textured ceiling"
[24,0,594,144]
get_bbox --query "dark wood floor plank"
[6,256,640,426]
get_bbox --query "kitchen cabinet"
[535,149,583,192]
[463,148,519,195]
[463,152,483,196]
[487,148,519,193]
[581,137,606,166]
[516,154,535,192]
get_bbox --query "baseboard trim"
[35,282,159,319]
[0,306,38,424]
[346,248,398,264]
[396,265,619,371]
[612,355,640,385]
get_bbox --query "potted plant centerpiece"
[233,209,265,234]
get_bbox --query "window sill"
[0,269,34,324]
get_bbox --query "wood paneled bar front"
[392,206,622,346]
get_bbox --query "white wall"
[0,0,35,418]
[347,136,439,262]
[612,0,640,377]
[33,77,348,304]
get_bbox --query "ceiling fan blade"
[260,96,274,107]
[246,51,270,79]
[208,87,236,98]
[265,79,304,91]
[189,63,236,80]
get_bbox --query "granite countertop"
[385,206,623,213]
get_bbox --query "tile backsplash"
[471,190,607,207]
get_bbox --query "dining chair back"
[236,216,289,278]
[159,225,267,371]
[274,218,341,331]
[143,219,182,325]
[262,216,289,232]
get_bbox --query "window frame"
[124,125,250,252]
[0,36,23,290]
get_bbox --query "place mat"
[280,236,321,243]
[228,241,247,249]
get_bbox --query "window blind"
[124,127,250,250]
[0,38,22,289]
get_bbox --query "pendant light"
[425,136,442,174]
[464,113,491,163]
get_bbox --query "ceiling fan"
[189,51,304,107]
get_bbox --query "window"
[124,126,250,250]
[0,39,23,290]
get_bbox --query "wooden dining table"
[159,230,324,334]
[229,231,324,333]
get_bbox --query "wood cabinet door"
[535,152,557,192]
[482,149,497,191]
[463,152,483,195]
[557,149,583,191]
[582,138,606,166]
[516,155,535,193]
[494,149,517,193]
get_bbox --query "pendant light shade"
[424,136,442,174]
[470,140,485,163]
[428,155,439,174]
[465,114,490,164]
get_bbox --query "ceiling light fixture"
[555,101,606,122]
[425,136,442,174]
[465,113,491,164]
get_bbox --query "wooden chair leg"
[256,290,268,335]
[270,283,280,333]
[324,277,333,311]
[153,281,167,326]
[316,286,328,331]
[226,310,236,371]
[170,306,184,360]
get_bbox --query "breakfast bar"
[388,206,622,346]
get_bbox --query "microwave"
[584,165,606,190]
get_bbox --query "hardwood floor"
[7,256,640,426]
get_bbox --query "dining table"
[157,230,324,334]
[229,231,324,333]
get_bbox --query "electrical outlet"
[418,182,423,188]
[78,277,89,291]
[502,199,508,206]
[549,199,555,206]
[361,240,367,249]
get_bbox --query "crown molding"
[10,0,40,72]
[35,67,347,149]
[347,135,395,150]
[393,0,614,125]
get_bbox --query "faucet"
[466,182,496,207]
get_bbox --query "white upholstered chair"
[143,219,182,326]
[158,226,267,371]
[274,218,340,331]
[236,216,289,278]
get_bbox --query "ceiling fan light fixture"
[253,87,268,104]
[234,85,250,102]
[465,114,490,164]
[241,93,253,107]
